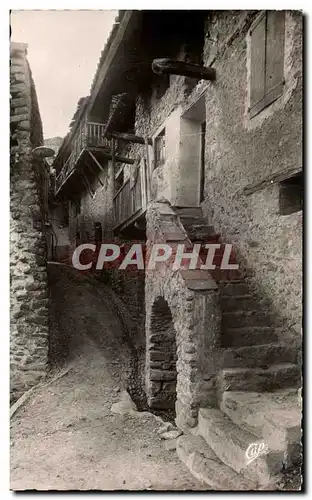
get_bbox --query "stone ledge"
[180,269,218,291]
[176,434,257,490]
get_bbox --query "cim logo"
[245,442,269,465]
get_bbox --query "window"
[249,11,285,118]
[154,129,166,169]
[279,172,303,215]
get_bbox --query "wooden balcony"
[55,121,111,195]
[113,160,149,232]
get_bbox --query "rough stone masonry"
[10,43,49,402]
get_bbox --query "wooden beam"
[89,147,135,165]
[242,166,303,196]
[87,150,106,173]
[109,131,153,146]
[152,58,216,81]
[144,138,151,203]
[85,161,104,187]
[82,172,95,198]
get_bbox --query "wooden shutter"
[264,11,285,105]
[249,11,285,118]
[250,12,266,117]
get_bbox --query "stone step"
[183,225,216,242]
[197,407,284,485]
[220,390,302,468]
[210,269,245,282]
[176,434,257,490]
[174,206,203,218]
[180,217,209,227]
[222,326,278,347]
[220,343,298,369]
[220,294,259,312]
[219,281,250,296]
[221,311,272,329]
[216,363,301,393]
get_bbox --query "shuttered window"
[249,11,285,118]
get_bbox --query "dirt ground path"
[10,266,205,491]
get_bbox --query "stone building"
[52,11,302,488]
[10,43,50,401]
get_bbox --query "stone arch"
[145,269,221,430]
[147,296,178,410]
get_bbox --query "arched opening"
[148,297,177,412]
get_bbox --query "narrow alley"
[10,264,205,491]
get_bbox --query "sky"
[10,10,118,139]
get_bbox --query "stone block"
[19,120,30,131]
[217,364,301,393]
[198,407,287,485]
[150,369,177,381]
[10,114,29,123]
[150,350,172,362]
[10,83,26,94]
[176,435,257,490]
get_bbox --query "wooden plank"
[114,207,146,233]
[85,161,104,186]
[144,138,152,202]
[87,150,106,173]
[242,166,303,196]
[89,147,135,165]
[152,58,216,81]
[110,131,153,145]
[82,171,95,198]
[250,12,266,111]
[265,11,285,96]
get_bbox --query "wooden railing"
[113,164,144,227]
[85,122,110,149]
[55,120,109,194]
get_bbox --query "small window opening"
[279,172,303,215]
[154,129,166,169]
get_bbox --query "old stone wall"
[201,11,302,341]
[76,159,114,243]
[134,10,302,343]
[145,202,221,430]
[10,43,49,401]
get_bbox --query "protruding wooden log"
[152,58,216,81]
[88,147,135,165]
[109,131,153,146]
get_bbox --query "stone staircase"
[174,206,302,490]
